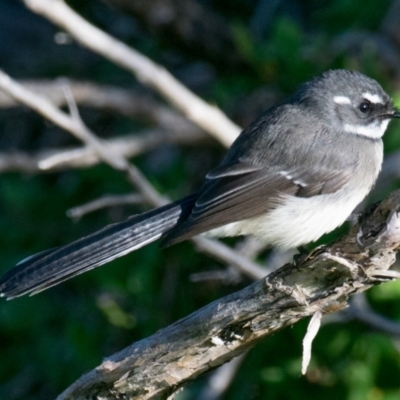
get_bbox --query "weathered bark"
[56,190,400,400]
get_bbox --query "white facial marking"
[344,119,389,139]
[280,171,307,187]
[279,171,293,180]
[333,96,351,105]
[293,179,307,187]
[363,92,383,104]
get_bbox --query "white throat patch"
[344,119,389,139]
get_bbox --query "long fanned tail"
[0,195,197,299]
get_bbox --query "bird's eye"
[359,101,371,113]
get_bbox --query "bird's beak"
[393,109,400,118]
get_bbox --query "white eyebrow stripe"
[363,92,383,104]
[344,120,389,139]
[333,96,351,105]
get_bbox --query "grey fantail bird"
[1,69,400,299]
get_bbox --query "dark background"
[1,0,400,399]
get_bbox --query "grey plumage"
[1,195,197,298]
[1,69,399,299]
[162,70,391,245]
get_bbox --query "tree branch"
[23,0,241,147]
[0,128,208,174]
[66,194,144,220]
[57,190,400,400]
[327,293,400,336]
[0,80,161,119]
[0,69,166,206]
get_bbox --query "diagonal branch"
[0,69,163,205]
[0,128,208,174]
[24,0,241,147]
[56,190,400,400]
[0,79,216,139]
[66,194,145,220]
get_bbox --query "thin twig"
[193,236,268,280]
[0,129,207,173]
[0,79,215,136]
[325,293,400,337]
[62,84,81,122]
[0,79,143,115]
[66,194,144,220]
[189,265,242,285]
[350,295,400,336]
[198,353,247,400]
[61,83,166,206]
[0,69,163,206]
[0,71,125,170]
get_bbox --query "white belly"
[205,187,369,249]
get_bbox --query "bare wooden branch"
[0,71,123,169]
[329,293,400,336]
[0,128,208,174]
[66,194,144,220]
[57,191,400,400]
[193,236,267,280]
[198,353,247,400]
[0,80,142,116]
[0,69,165,206]
[23,0,241,147]
[0,79,217,142]
[39,130,201,171]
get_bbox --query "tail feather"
[0,195,197,299]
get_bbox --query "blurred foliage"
[1,0,400,399]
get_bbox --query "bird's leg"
[293,246,310,266]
